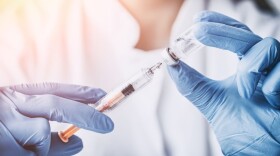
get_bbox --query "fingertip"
[166,60,181,69]
[104,116,114,132]
[79,87,107,104]
[86,88,107,103]
[167,60,186,79]
[193,10,216,23]
[167,63,180,84]
[89,111,114,133]
[192,22,213,46]
[167,60,211,96]
[100,113,114,133]
[95,88,106,98]
[193,10,208,23]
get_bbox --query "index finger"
[193,22,262,56]
[194,11,252,32]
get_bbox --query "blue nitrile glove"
[0,83,114,156]
[168,11,280,155]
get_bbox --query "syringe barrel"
[162,26,204,65]
[128,68,153,90]
[93,68,153,112]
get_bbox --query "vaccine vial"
[162,26,204,65]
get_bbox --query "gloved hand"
[0,83,114,156]
[168,11,280,155]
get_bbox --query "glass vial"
[162,26,204,65]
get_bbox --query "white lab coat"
[0,0,279,156]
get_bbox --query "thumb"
[167,61,223,117]
[48,133,83,156]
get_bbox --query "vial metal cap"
[161,48,179,65]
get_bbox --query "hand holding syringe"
[58,62,163,142]
[59,26,204,142]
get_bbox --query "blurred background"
[0,0,279,156]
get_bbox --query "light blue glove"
[168,11,280,155]
[0,83,114,156]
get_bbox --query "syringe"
[58,62,163,143]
